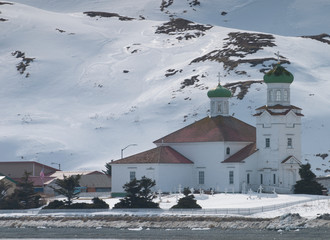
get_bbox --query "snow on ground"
[39,193,330,219]
[0,194,329,230]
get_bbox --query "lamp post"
[121,144,137,159]
[51,162,61,170]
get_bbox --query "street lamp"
[51,162,61,170]
[121,144,137,159]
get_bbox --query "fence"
[111,196,329,216]
[1,196,328,216]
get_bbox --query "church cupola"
[264,63,294,106]
[208,74,232,117]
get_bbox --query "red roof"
[154,116,256,144]
[12,176,55,187]
[222,143,258,163]
[111,146,193,164]
[0,161,59,171]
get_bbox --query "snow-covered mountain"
[0,0,329,175]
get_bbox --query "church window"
[276,90,281,101]
[273,174,276,185]
[287,138,292,148]
[229,171,234,184]
[260,174,263,184]
[129,171,136,181]
[226,147,230,155]
[283,90,288,101]
[223,102,228,113]
[198,171,205,185]
[270,91,274,101]
[247,173,250,184]
[265,138,270,148]
[217,103,222,112]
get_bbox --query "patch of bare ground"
[11,51,35,77]
[189,0,201,7]
[0,2,13,5]
[83,11,134,21]
[179,73,208,90]
[160,0,174,12]
[224,80,263,100]
[301,33,330,45]
[165,68,182,77]
[155,18,212,40]
[316,153,329,160]
[191,32,290,74]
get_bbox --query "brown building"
[44,171,111,196]
[0,161,58,178]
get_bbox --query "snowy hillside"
[0,0,329,175]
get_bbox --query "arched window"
[283,90,288,101]
[217,103,222,112]
[269,90,274,101]
[276,90,281,101]
[223,102,227,113]
[211,102,215,112]
[226,147,230,155]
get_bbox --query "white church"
[111,63,303,195]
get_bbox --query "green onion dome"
[207,84,232,98]
[264,64,294,84]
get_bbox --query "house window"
[283,90,288,101]
[273,174,276,185]
[247,173,250,184]
[129,171,136,181]
[260,174,263,185]
[198,171,205,185]
[229,171,234,184]
[265,138,270,148]
[226,147,230,155]
[287,138,292,148]
[276,90,281,101]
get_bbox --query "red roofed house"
[111,64,302,195]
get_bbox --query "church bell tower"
[254,63,303,193]
[207,74,232,117]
